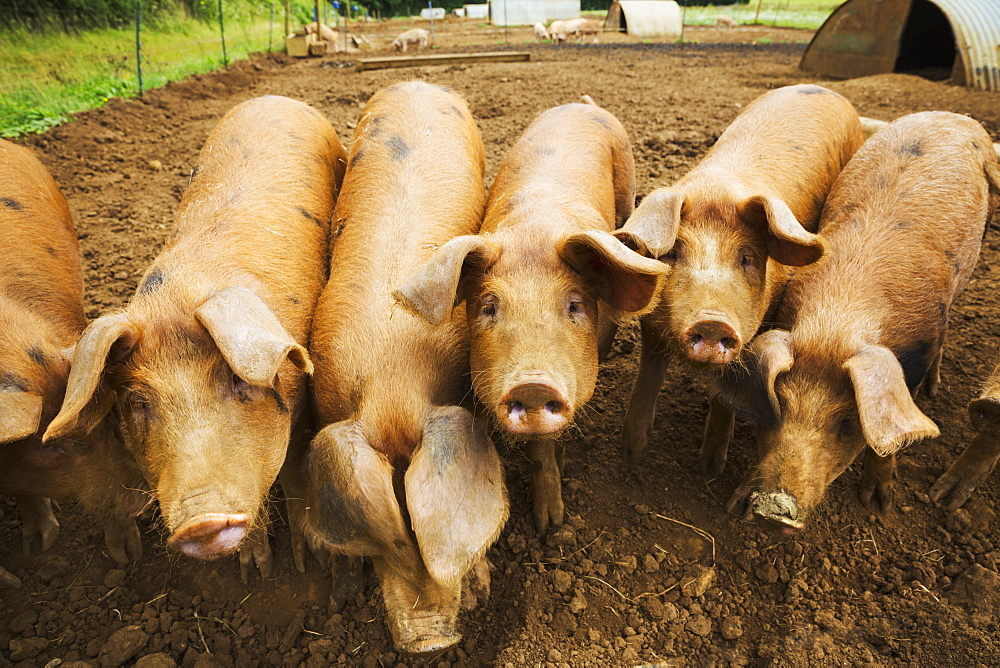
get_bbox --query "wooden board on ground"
[356,51,531,72]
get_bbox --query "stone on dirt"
[9,636,49,661]
[100,625,149,667]
[681,565,716,597]
[135,652,178,667]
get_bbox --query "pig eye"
[739,246,756,267]
[837,418,855,440]
[568,299,583,315]
[658,247,678,265]
[481,296,498,318]
[232,373,254,402]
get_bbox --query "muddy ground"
[3,22,1000,667]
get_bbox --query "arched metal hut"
[800,0,1000,91]
[604,0,682,39]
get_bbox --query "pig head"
[44,282,311,560]
[395,227,666,438]
[717,330,939,531]
[307,406,506,653]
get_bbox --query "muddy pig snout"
[500,375,570,436]
[681,315,741,365]
[750,490,804,534]
[166,490,249,559]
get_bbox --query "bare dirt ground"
[3,21,1000,667]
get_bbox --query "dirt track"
[3,25,1000,667]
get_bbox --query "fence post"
[218,0,228,67]
[428,0,434,46]
[285,0,290,38]
[269,3,274,53]
[135,1,143,96]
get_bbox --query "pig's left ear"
[613,189,684,260]
[0,391,44,444]
[715,329,793,426]
[845,345,940,457]
[196,286,312,389]
[559,230,669,315]
[743,195,828,267]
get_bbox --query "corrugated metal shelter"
[801,0,1000,91]
[488,0,580,25]
[604,0,682,40]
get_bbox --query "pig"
[304,81,506,654]
[394,97,668,534]
[715,111,1000,531]
[576,19,602,43]
[43,96,347,580]
[391,27,429,52]
[0,139,147,585]
[613,84,863,473]
[548,18,586,44]
[533,22,550,41]
[716,14,737,28]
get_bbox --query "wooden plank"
[356,51,530,72]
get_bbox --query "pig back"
[482,102,634,236]
[311,82,486,431]
[155,96,346,345]
[691,84,863,232]
[782,111,995,369]
[0,139,86,342]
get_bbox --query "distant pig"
[304,21,338,44]
[0,139,146,581]
[576,19,602,43]
[391,27,428,51]
[44,96,347,580]
[716,111,1000,531]
[306,82,506,654]
[395,98,667,534]
[533,22,549,41]
[614,84,863,472]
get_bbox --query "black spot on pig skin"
[349,149,364,169]
[423,414,459,474]
[287,295,300,305]
[900,140,923,157]
[45,246,57,256]
[28,347,46,367]
[138,268,165,296]
[0,372,29,392]
[797,86,826,95]
[386,135,411,161]
[271,389,289,414]
[1,198,22,211]
[296,207,324,228]
[897,341,931,391]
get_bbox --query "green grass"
[0,15,282,138]
[680,1,839,30]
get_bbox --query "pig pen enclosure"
[3,25,1000,667]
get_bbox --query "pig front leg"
[238,524,274,583]
[924,345,944,398]
[102,514,143,565]
[15,495,59,555]
[699,393,735,477]
[279,427,328,574]
[527,439,564,535]
[860,449,895,513]
[621,318,671,463]
[930,432,1000,511]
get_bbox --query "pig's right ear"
[44,314,138,442]
[715,329,794,425]
[845,345,939,457]
[743,195,827,267]
[613,189,684,260]
[0,391,43,444]
[393,235,498,326]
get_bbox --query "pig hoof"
[698,449,728,479]
[239,536,274,583]
[18,497,60,555]
[859,478,894,514]
[329,554,365,612]
[620,427,648,465]
[397,632,461,655]
[0,566,22,589]
[104,518,143,564]
[930,473,978,512]
[531,492,564,536]
[462,557,492,612]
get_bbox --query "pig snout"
[393,616,461,655]
[165,489,250,559]
[500,376,570,436]
[681,314,741,365]
[749,490,804,534]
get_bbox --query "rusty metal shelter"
[800,0,1000,91]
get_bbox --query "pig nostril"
[508,401,525,416]
[721,337,737,350]
[544,401,562,414]
[689,333,703,345]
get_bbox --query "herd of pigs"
[2,79,999,655]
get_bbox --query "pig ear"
[844,345,940,457]
[743,195,828,267]
[393,235,498,327]
[985,159,1000,195]
[559,230,669,315]
[612,189,684,260]
[44,313,138,442]
[715,329,794,425]
[0,391,43,444]
[195,286,312,389]
[306,420,421,572]
[405,406,508,589]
